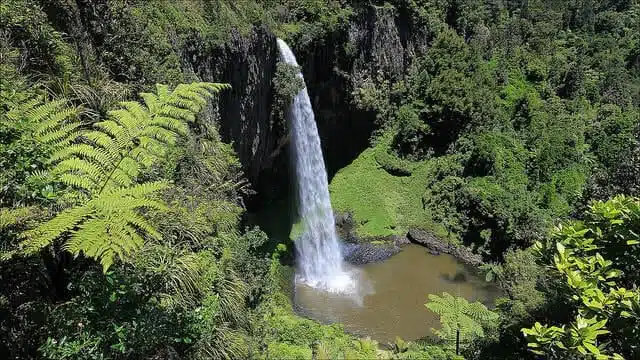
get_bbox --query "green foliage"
[374,131,419,176]
[523,318,620,360]
[268,0,353,47]
[330,0,639,268]
[426,292,499,353]
[16,82,228,271]
[522,196,640,359]
[493,248,549,320]
[0,0,76,78]
[0,57,59,205]
[39,334,103,360]
[330,145,449,239]
[272,62,305,127]
[2,82,272,360]
[2,1,639,359]
[265,342,312,359]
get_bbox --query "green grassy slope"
[329,145,449,240]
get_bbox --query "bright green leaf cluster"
[523,195,640,359]
[425,292,499,353]
[15,82,229,271]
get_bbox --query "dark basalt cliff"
[187,3,432,203]
[40,1,431,205]
[181,28,286,202]
[296,4,430,179]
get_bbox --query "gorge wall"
[38,0,432,205]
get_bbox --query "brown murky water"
[294,244,499,343]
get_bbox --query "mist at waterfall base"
[277,39,368,298]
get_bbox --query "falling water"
[277,39,353,293]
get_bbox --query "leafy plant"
[425,292,499,355]
[522,195,640,359]
[17,82,229,271]
[272,62,305,127]
[393,336,409,354]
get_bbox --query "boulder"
[407,229,483,267]
[342,242,401,265]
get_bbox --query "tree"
[6,82,229,271]
[425,292,499,355]
[522,195,640,359]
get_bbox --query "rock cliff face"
[181,28,287,202]
[40,1,430,205]
[183,3,431,201]
[296,4,430,179]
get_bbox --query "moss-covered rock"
[329,143,450,240]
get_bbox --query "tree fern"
[5,97,83,152]
[19,82,229,271]
[47,82,229,195]
[425,292,498,354]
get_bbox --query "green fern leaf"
[425,292,498,346]
[20,82,228,271]
[83,131,114,150]
[26,99,68,123]
[21,206,91,254]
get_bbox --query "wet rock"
[392,233,411,246]
[181,27,288,203]
[407,229,483,267]
[335,212,358,243]
[342,242,401,265]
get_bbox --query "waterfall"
[277,39,353,293]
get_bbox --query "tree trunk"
[456,328,460,355]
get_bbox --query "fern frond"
[6,97,42,122]
[37,122,82,148]
[465,301,499,322]
[58,173,98,192]
[26,99,68,123]
[130,137,167,166]
[83,131,114,150]
[158,104,196,122]
[12,99,84,155]
[61,182,167,271]
[155,82,230,122]
[21,206,91,254]
[20,82,227,271]
[117,157,141,177]
[129,147,156,168]
[119,211,160,239]
[168,93,206,113]
[103,170,133,189]
[49,143,112,168]
[425,298,453,317]
[52,157,104,187]
[33,107,79,137]
[140,92,160,113]
[150,116,188,135]
[155,83,170,98]
[110,101,149,130]
[425,292,498,344]
[141,125,181,144]
[94,120,124,139]
[111,181,168,198]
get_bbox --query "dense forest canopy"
[1,0,639,359]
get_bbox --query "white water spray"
[277,39,353,293]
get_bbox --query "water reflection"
[440,271,468,283]
[294,244,499,343]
